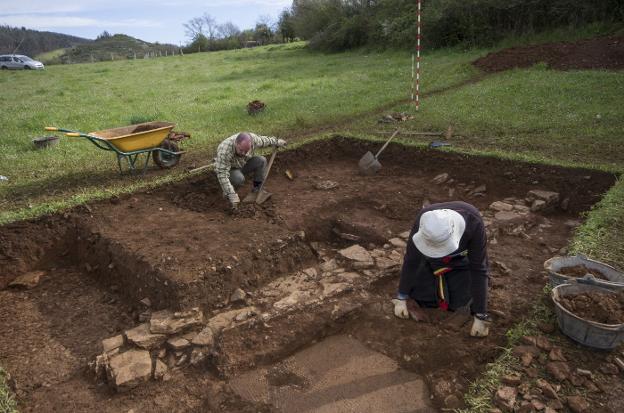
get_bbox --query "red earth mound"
[473,36,624,72]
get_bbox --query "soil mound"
[559,265,608,280]
[559,291,624,325]
[473,36,624,72]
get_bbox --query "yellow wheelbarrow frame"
[45,121,186,174]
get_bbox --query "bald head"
[235,132,252,155]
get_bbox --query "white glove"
[276,139,287,147]
[227,192,240,208]
[470,316,491,337]
[392,299,409,319]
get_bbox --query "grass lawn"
[0,42,482,222]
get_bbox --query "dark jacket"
[398,201,489,313]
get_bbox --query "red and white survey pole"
[412,0,422,110]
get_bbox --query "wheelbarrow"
[45,121,188,174]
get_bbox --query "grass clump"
[0,368,17,413]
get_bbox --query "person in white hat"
[392,201,491,337]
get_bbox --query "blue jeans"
[229,156,267,188]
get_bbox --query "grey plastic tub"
[544,255,624,290]
[552,283,624,350]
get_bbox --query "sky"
[0,0,292,45]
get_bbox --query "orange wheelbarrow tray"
[45,121,187,173]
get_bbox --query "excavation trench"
[0,136,616,412]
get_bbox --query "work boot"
[242,182,263,203]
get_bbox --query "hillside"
[56,34,180,64]
[0,25,90,57]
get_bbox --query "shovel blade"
[242,191,258,204]
[358,151,381,175]
[255,189,273,204]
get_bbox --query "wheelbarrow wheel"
[153,139,181,169]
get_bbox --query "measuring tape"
[412,0,422,110]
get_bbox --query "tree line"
[0,25,90,56]
[281,0,623,51]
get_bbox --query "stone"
[531,200,547,212]
[320,259,338,272]
[150,308,203,335]
[575,368,592,378]
[546,362,571,382]
[490,201,514,212]
[536,379,559,399]
[470,184,487,195]
[531,399,545,410]
[338,245,373,263]
[494,386,517,412]
[526,190,559,205]
[8,271,45,289]
[302,267,318,278]
[501,373,522,386]
[139,297,151,307]
[153,359,167,380]
[566,395,589,413]
[321,281,352,297]
[352,261,374,269]
[600,362,619,375]
[432,173,449,184]
[375,257,400,270]
[537,322,556,334]
[399,230,410,240]
[517,401,534,413]
[190,347,208,366]
[535,336,553,351]
[547,399,564,410]
[207,307,257,333]
[548,347,566,362]
[102,335,124,353]
[495,211,522,222]
[514,204,531,213]
[106,349,152,392]
[234,308,256,322]
[388,238,407,248]
[167,337,190,351]
[125,323,167,350]
[230,288,246,303]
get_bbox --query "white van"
[0,55,45,70]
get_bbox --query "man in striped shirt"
[215,132,286,210]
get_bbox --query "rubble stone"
[537,379,559,399]
[125,323,167,350]
[501,373,522,386]
[495,211,523,222]
[549,347,566,362]
[230,288,246,303]
[153,359,167,380]
[494,386,517,412]
[338,245,373,262]
[399,230,410,240]
[207,307,257,333]
[190,347,208,366]
[102,335,124,353]
[320,259,338,272]
[432,173,449,184]
[546,362,571,381]
[531,200,547,212]
[566,395,589,413]
[389,238,407,248]
[8,271,45,289]
[150,308,203,335]
[167,337,190,351]
[191,326,214,347]
[490,201,514,212]
[526,190,559,205]
[106,349,152,392]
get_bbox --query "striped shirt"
[215,132,279,196]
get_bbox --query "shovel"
[358,129,400,175]
[243,146,278,205]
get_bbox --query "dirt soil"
[559,265,609,280]
[473,36,624,72]
[559,291,624,325]
[0,136,618,412]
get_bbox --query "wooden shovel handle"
[375,129,400,158]
[257,146,278,193]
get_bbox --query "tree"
[277,9,296,42]
[217,22,241,39]
[183,17,205,40]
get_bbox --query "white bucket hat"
[412,209,466,258]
